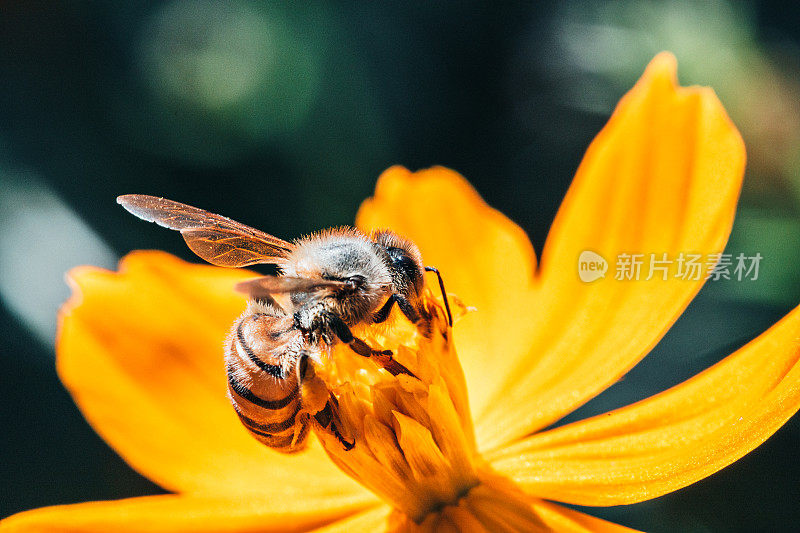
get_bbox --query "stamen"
[311,290,480,522]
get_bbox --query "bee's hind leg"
[325,312,416,378]
[296,353,354,451]
[313,396,354,451]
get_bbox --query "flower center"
[312,291,480,522]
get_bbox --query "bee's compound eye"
[386,247,422,286]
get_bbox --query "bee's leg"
[295,353,354,451]
[313,396,355,451]
[324,312,387,356]
[372,294,420,324]
[295,351,310,382]
[325,312,416,378]
[356,341,416,377]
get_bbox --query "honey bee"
[117,194,452,453]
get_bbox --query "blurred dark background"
[2,2,800,531]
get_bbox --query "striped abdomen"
[225,310,309,453]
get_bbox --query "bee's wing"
[117,195,294,267]
[235,276,348,301]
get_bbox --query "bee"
[117,194,452,453]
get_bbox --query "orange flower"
[3,52,799,532]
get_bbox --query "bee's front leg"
[372,293,420,324]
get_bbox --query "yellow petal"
[477,52,747,450]
[309,505,391,532]
[0,495,374,533]
[530,500,641,533]
[57,250,372,502]
[488,304,800,506]
[382,472,637,532]
[356,165,538,417]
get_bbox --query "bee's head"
[372,230,424,297]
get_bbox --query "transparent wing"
[117,195,293,267]
[235,276,348,301]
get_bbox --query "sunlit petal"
[488,305,800,505]
[478,52,747,450]
[356,165,538,417]
[0,494,373,533]
[308,505,391,532]
[531,500,641,532]
[57,251,371,502]
[375,472,638,532]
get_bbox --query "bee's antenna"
[424,266,453,326]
